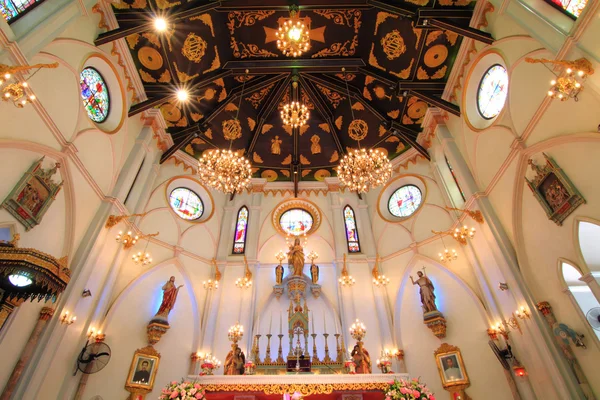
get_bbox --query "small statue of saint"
[410,270,437,313]
[275,263,284,285]
[310,262,319,284]
[271,135,282,155]
[155,276,184,320]
[351,343,372,374]
[287,237,305,276]
[224,344,245,375]
[310,135,321,154]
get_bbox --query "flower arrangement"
[385,379,435,400]
[344,360,356,374]
[159,380,205,400]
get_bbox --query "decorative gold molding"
[271,198,323,237]
[201,382,389,395]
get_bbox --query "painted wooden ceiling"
[118,0,472,182]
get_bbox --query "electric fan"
[586,307,600,331]
[76,342,111,374]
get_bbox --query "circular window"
[80,67,110,123]
[169,187,204,220]
[388,185,422,218]
[279,209,314,236]
[476,64,508,120]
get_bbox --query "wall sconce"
[116,231,139,249]
[506,314,523,335]
[384,348,404,361]
[82,289,92,298]
[525,57,594,102]
[498,282,509,291]
[105,213,147,229]
[452,225,476,245]
[1,63,59,107]
[87,327,102,340]
[489,322,510,340]
[445,207,485,224]
[515,306,530,320]
[60,311,76,325]
[487,328,499,341]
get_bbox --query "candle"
[280,311,283,334]
[335,319,339,335]
[257,315,260,334]
[269,312,272,334]
[323,310,327,333]
[311,311,315,332]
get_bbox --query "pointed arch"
[233,205,249,254]
[343,205,361,253]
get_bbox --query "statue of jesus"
[287,237,305,276]
[410,270,437,313]
[155,276,184,320]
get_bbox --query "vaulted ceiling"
[107,0,482,183]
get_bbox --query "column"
[0,307,54,400]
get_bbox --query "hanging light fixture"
[372,255,390,287]
[453,225,476,244]
[203,258,221,290]
[338,254,355,287]
[276,5,310,57]
[435,232,457,263]
[235,256,253,289]
[197,70,252,195]
[1,62,58,108]
[228,322,244,343]
[349,318,367,342]
[525,57,594,102]
[280,77,309,128]
[131,232,159,266]
[336,68,392,193]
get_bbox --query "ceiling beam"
[367,0,415,17]
[358,67,447,92]
[389,122,431,160]
[216,0,369,10]
[407,89,460,116]
[223,59,365,75]
[160,126,201,163]
[416,9,494,45]
[95,1,221,46]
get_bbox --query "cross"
[421,266,427,276]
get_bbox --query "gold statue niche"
[288,293,310,359]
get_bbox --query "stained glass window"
[477,64,508,120]
[445,156,466,202]
[343,206,361,253]
[0,0,44,23]
[279,208,313,236]
[545,0,587,18]
[169,187,204,220]
[233,206,249,254]
[388,185,422,218]
[80,67,110,123]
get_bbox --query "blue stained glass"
[477,65,508,120]
[388,185,422,218]
[169,187,204,220]
[80,67,110,123]
[279,209,313,236]
[233,206,249,254]
[343,206,360,253]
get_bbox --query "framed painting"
[434,343,469,388]
[1,157,62,231]
[125,346,161,392]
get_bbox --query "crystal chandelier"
[372,255,390,287]
[336,68,392,193]
[338,254,355,287]
[228,322,244,343]
[236,256,253,289]
[276,6,310,57]
[349,318,366,341]
[281,101,309,128]
[525,57,594,102]
[1,62,57,107]
[197,70,252,194]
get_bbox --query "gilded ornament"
[175,117,188,127]
[374,87,391,100]
[205,129,213,139]
[191,138,204,145]
[426,31,443,46]
[312,38,358,58]
[318,123,330,133]
[396,142,406,153]
[253,152,264,164]
[231,38,277,59]
[316,85,345,108]
[335,73,356,81]
[374,11,398,35]
[352,102,365,110]
[155,0,179,9]
[335,116,343,130]
[158,70,171,83]
[330,151,339,163]
[281,170,291,177]
[222,119,242,140]
[126,33,140,49]
[160,103,181,122]
[408,101,427,119]
[375,147,388,156]
[314,9,361,29]
[387,110,400,119]
[200,382,389,396]
[271,135,282,155]
[432,66,448,79]
[184,144,194,155]
[246,84,274,109]
[379,125,387,137]
[302,170,311,178]
[412,22,423,49]
[417,66,430,80]
[281,154,292,165]
[247,118,256,131]
[445,31,458,45]
[300,155,311,165]
[142,33,161,48]
[191,113,203,122]
[227,11,275,35]
[314,169,331,181]
[439,0,473,5]
[381,30,406,60]
[283,126,293,136]
[139,69,157,83]
[386,136,400,143]
[424,45,448,68]
[261,170,278,182]
[189,14,215,37]
[363,87,373,101]
[299,125,309,136]
[348,119,368,141]
[405,0,429,5]
[301,91,315,110]
[138,47,163,70]
[173,62,198,82]
[368,44,386,71]
[310,135,321,154]
[262,124,274,134]
[390,59,414,79]
[204,47,221,74]
[225,103,238,112]
[218,87,228,102]
[182,33,208,63]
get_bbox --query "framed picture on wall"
[434,343,469,388]
[125,346,160,391]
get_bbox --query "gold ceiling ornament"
[235,256,253,289]
[525,57,593,102]
[338,254,355,287]
[198,70,252,194]
[381,29,406,60]
[1,62,58,108]
[337,68,391,193]
[276,5,310,57]
[203,258,220,290]
[105,212,148,229]
[445,207,484,224]
[281,81,309,128]
[372,255,389,287]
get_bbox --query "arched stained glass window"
[169,187,204,220]
[0,0,45,23]
[343,206,361,253]
[233,206,249,254]
[445,156,466,202]
[477,64,508,120]
[545,0,587,18]
[279,209,313,236]
[388,185,422,218]
[80,67,110,123]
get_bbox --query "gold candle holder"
[264,334,272,363]
[277,334,284,363]
[322,333,332,362]
[311,333,319,362]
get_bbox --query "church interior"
[0,0,599,399]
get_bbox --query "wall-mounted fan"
[76,342,111,374]
[586,307,600,331]
[489,340,512,371]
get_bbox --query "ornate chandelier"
[1,62,57,107]
[235,256,253,289]
[197,70,252,194]
[203,258,221,290]
[228,322,244,343]
[350,318,366,341]
[372,255,390,287]
[276,6,310,57]
[338,254,355,287]
[281,101,309,128]
[336,69,391,193]
[525,57,594,102]
[453,225,476,244]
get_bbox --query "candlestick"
[269,312,272,334]
[280,311,282,335]
[311,311,315,333]
[264,333,273,363]
[323,310,327,333]
[322,333,332,362]
[311,333,319,362]
[256,315,260,334]
[334,333,342,362]
[335,319,339,335]
[277,333,284,363]
[253,334,261,363]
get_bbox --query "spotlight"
[154,17,168,32]
[176,89,189,102]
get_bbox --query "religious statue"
[224,344,245,375]
[351,343,372,374]
[545,180,570,211]
[287,237,305,276]
[155,276,184,320]
[410,270,437,314]
[310,135,321,154]
[275,263,284,285]
[271,135,282,155]
[310,262,319,284]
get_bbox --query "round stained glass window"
[279,208,314,236]
[477,64,508,120]
[388,185,422,218]
[169,187,204,220]
[80,67,110,123]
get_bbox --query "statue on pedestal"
[410,271,437,313]
[310,262,319,284]
[287,237,305,276]
[275,263,284,285]
[224,344,245,375]
[351,342,372,374]
[155,277,184,320]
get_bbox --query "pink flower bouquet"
[159,380,206,400]
[384,379,435,400]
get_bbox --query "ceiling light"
[276,7,310,57]
[154,17,168,32]
[176,89,189,102]
[9,273,32,287]
[281,101,309,128]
